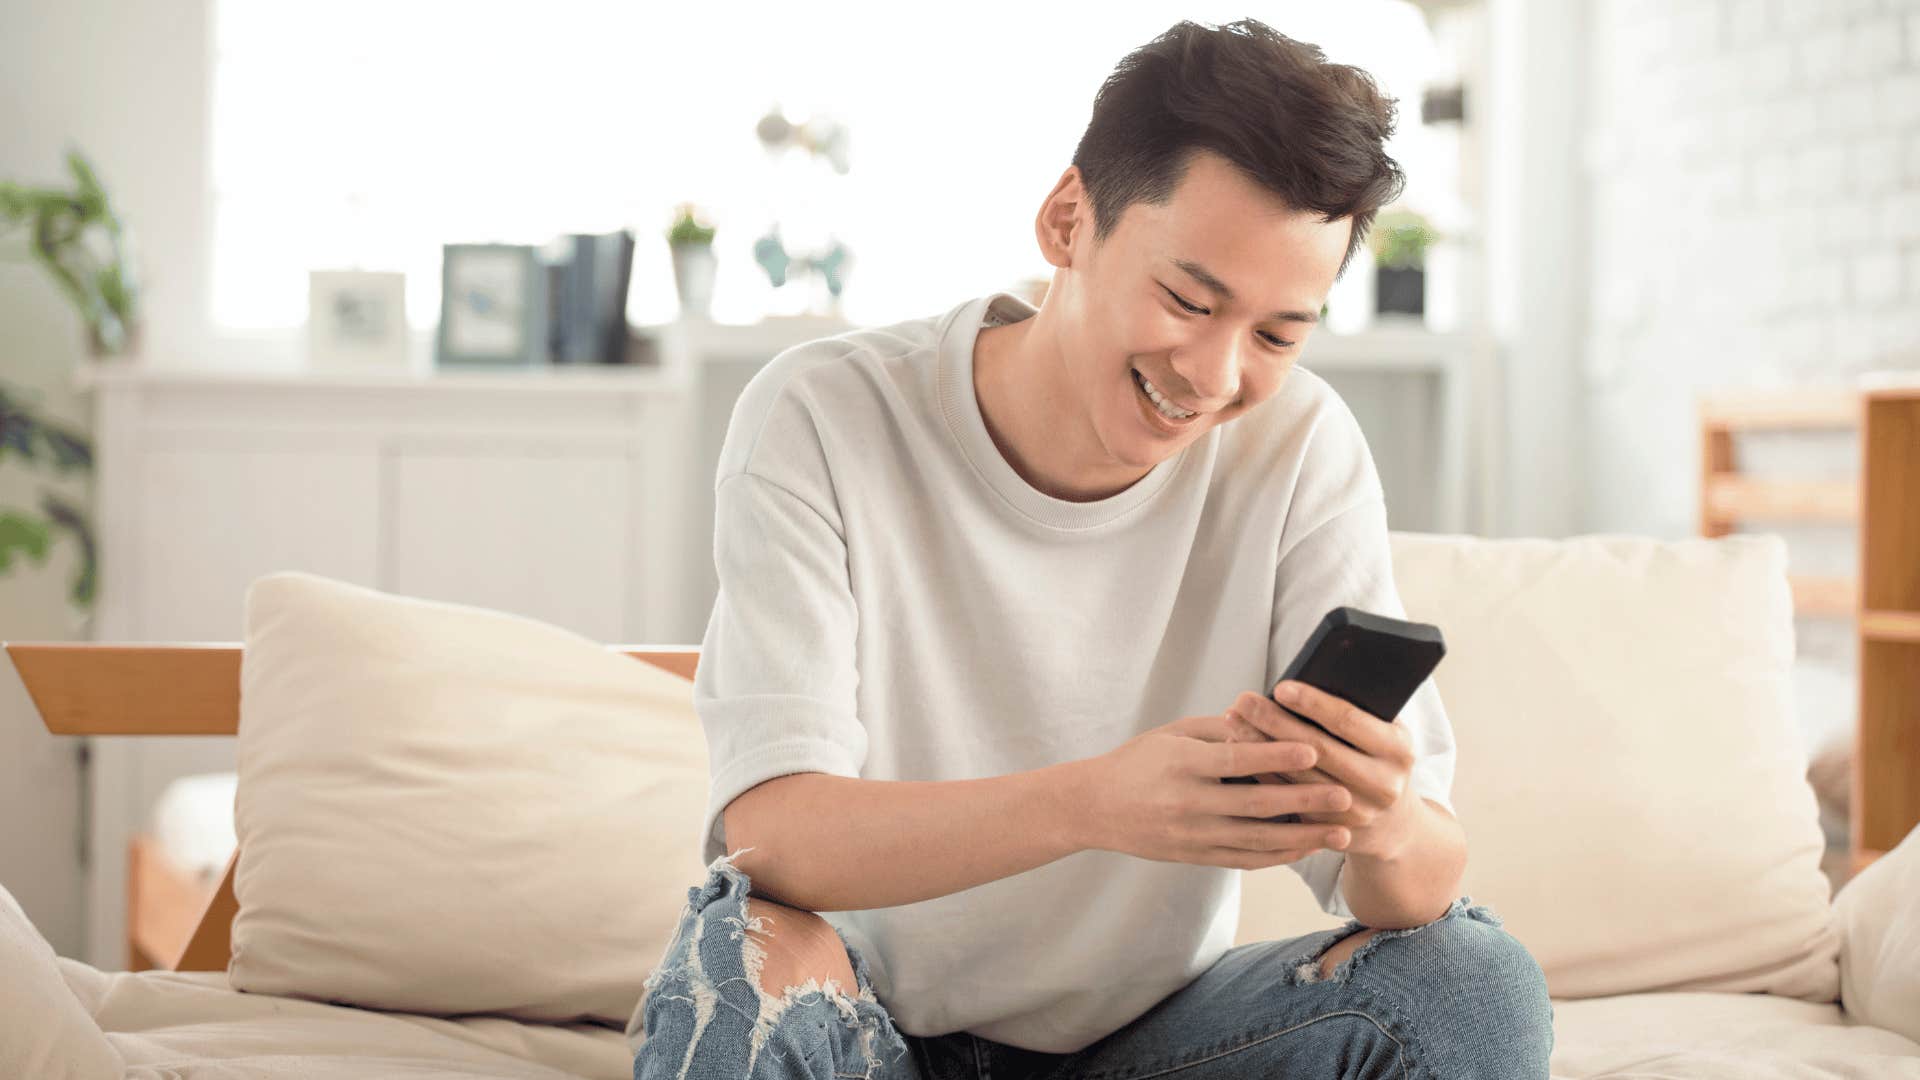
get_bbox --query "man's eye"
[1163,286,1207,315]
[1164,285,1293,348]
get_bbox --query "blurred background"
[2,0,1915,969]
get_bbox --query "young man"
[633,17,1554,1080]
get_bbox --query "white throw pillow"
[0,882,122,1080]
[1835,823,1920,1043]
[1340,532,1837,1000]
[230,571,711,1025]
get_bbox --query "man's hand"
[1223,680,1423,861]
[1074,712,1355,870]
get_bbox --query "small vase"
[670,243,717,320]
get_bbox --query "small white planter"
[670,244,716,320]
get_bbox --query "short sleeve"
[694,469,866,865]
[1266,496,1459,920]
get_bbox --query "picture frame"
[305,270,412,373]
[434,243,548,369]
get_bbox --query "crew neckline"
[935,291,1195,531]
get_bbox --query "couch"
[3,530,1917,1079]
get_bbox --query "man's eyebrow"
[1169,258,1321,325]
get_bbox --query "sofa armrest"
[0,882,123,1080]
[1834,822,1920,1042]
[5,641,700,735]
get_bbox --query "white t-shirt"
[693,289,1457,1053]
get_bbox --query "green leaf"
[0,510,53,574]
[1368,207,1438,270]
[39,490,96,609]
[0,389,41,464]
[39,424,92,471]
[3,146,140,357]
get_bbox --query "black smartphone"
[1222,606,1445,789]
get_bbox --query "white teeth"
[1136,371,1195,420]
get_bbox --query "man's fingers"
[1200,778,1352,819]
[1203,847,1323,870]
[1163,713,1233,742]
[1257,763,1340,787]
[1207,738,1318,778]
[1231,693,1373,788]
[1212,819,1351,853]
[1221,712,1290,783]
[1223,710,1266,743]
[1223,710,1338,786]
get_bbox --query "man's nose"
[1169,332,1242,407]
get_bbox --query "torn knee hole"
[740,898,861,1003]
[1287,927,1387,984]
[1296,903,1477,985]
[765,975,864,1017]
[1327,928,1384,978]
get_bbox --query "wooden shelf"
[1862,609,1920,643]
[1857,391,1920,863]
[1704,476,1859,524]
[1697,386,1861,429]
[1699,399,1862,617]
[1698,384,1920,881]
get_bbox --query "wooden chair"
[4,641,700,972]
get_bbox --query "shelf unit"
[1699,384,1920,876]
[1858,388,1920,873]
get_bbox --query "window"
[210,0,1448,334]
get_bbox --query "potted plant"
[666,202,717,320]
[0,387,96,615]
[0,148,129,620]
[1,149,142,359]
[1369,207,1436,319]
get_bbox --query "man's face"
[1052,149,1351,469]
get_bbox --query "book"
[552,230,637,365]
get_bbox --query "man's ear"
[1034,165,1085,270]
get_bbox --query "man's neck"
[972,309,1153,503]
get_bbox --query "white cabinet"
[135,436,383,638]
[389,443,636,643]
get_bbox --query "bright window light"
[210,0,1446,332]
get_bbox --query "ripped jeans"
[632,850,1555,1079]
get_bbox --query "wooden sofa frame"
[4,641,700,973]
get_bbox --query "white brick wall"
[1587,0,1920,393]
[1582,0,1920,785]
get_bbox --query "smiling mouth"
[1131,368,1199,424]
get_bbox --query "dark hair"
[1070,18,1405,280]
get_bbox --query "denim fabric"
[633,851,1554,1079]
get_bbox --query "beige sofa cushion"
[57,967,632,1080]
[1377,531,1840,1000]
[1835,822,1920,1044]
[0,883,123,1080]
[1546,990,1920,1078]
[230,571,710,1025]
